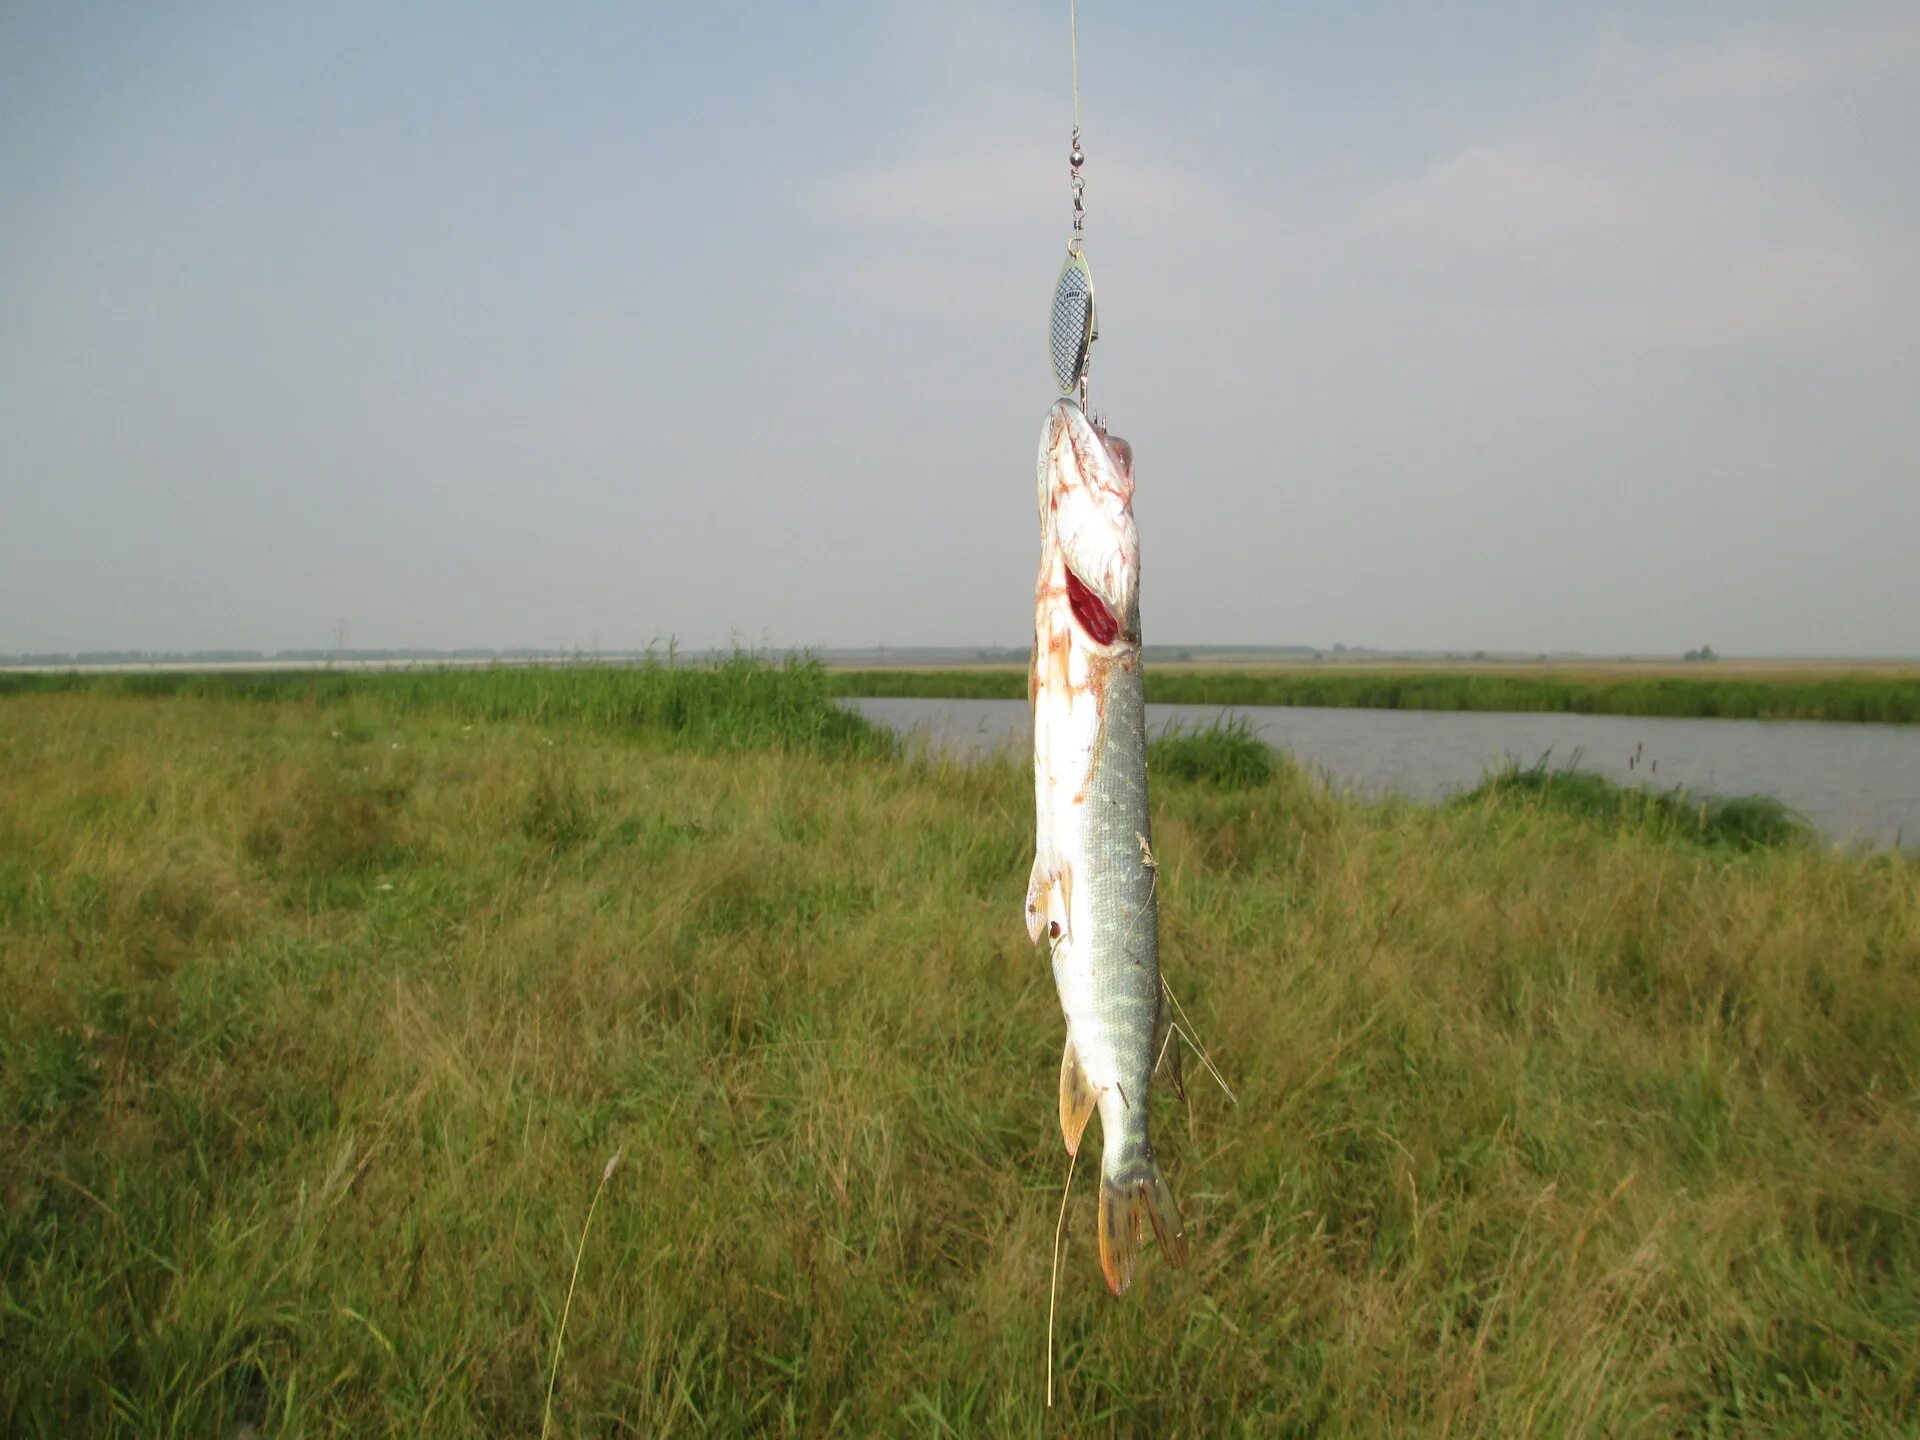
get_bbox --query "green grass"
[1456,759,1814,854]
[3,666,1918,1435]
[829,666,1920,723]
[0,654,892,759]
[1148,718,1280,788]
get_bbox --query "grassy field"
[3,665,1918,1435]
[828,664,1920,724]
[0,657,889,759]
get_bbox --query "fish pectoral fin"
[1025,858,1073,947]
[1024,856,1047,945]
[1059,1040,1099,1156]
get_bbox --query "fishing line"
[1045,1139,1082,1408]
[1050,0,1096,402]
[1069,0,1080,134]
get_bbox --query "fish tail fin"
[1096,1149,1189,1296]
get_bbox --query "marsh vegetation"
[3,663,1916,1434]
[830,665,1920,724]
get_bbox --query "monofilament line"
[1069,0,1080,132]
[1067,0,1088,258]
[1046,1140,1082,1408]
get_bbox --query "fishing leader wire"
[1049,0,1097,405]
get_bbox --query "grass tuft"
[1457,756,1813,852]
[1148,718,1278,788]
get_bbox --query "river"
[841,697,1919,849]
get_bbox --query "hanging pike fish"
[1027,396,1188,1296]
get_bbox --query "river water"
[842,697,1920,849]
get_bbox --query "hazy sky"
[3,2,1916,656]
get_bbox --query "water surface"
[843,697,1919,849]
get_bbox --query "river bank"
[829,663,1920,724]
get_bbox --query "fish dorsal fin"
[1059,1040,1098,1155]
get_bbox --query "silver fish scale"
[1071,652,1161,1163]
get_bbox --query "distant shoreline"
[825,665,1920,725]
[7,655,1919,724]
[6,649,1918,677]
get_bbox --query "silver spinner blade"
[1049,250,1097,395]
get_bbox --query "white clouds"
[820,8,1920,353]
[1591,8,1920,104]
[5,5,1916,656]
[811,124,1053,233]
[810,109,1223,238]
[809,8,1920,653]
[1351,15,1919,352]
[1355,135,1890,354]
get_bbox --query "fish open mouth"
[1066,566,1119,645]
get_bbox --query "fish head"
[1037,399,1139,646]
